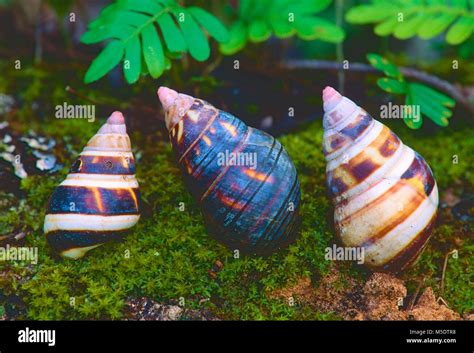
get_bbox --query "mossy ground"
[0,63,472,320]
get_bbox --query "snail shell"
[158,87,301,255]
[322,87,438,272]
[44,112,140,259]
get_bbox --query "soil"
[123,297,219,321]
[269,268,465,321]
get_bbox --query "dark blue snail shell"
[161,90,301,255]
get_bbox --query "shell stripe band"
[46,229,128,253]
[73,155,135,175]
[44,214,140,233]
[362,185,438,269]
[46,186,140,215]
[373,212,437,272]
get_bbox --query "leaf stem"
[122,5,174,44]
[283,59,474,116]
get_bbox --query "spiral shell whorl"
[44,112,140,259]
[323,87,438,272]
[159,88,301,254]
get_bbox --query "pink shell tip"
[322,86,343,113]
[322,86,341,103]
[158,86,179,110]
[107,111,125,125]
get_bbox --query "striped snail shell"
[44,112,141,259]
[158,87,301,255]
[322,87,438,273]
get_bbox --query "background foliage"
[346,0,474,45]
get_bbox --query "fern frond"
[220,0,345,55]
[81,0,229,84]
[346,0,474,45]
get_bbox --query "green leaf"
[174,9,210,61]
[409,83,453,127]
[164,56,172,71]
[451,0,468,9]
[90,10,150,29]
[81,25,133,44]
[394,13,427,39]
[84,40,124,83]
[345,4,396,24]
[377,78,407,94]
[141,23,165,78]
[82,2,227,83]
[271,18,295,38]
[292,0,332,14]
[123,35,141,84]
[403,93,423,129]
[248,20,272,43]
[410,83,455,107]
[446,17,474,44]
[367,53,402,79]
[294,17,345,43]
[220,22,247,55]
[249,0,274,19]
[157,13,187,53]
[417,13,458,39]
[374,16,399,36]
[239,0,254,18]
[188,7,230,43]
[117,0,163,15]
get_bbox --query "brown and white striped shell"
[322,87,438,272]
[44,112,140,259]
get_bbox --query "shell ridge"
[333,139,407,204]
[201,127,276,208]
[198,123,252,201]
[362,184,438,268]
[324,105,362,137]
[177,103,220,163]
[253,172,300,248]
[222,141,284,232]
[189,117,246,180]
[324,115,375,163]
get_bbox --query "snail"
[157,87,301,255]
[44,112,140,259]
[322,87,438,273]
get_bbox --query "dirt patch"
[123,297,219,321]
[269,269,463,320]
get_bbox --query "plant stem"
[283,59,474,115]
[336,0,345,94]
[440,250,457,297]
[34,0,43,64]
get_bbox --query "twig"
[65,86,104,106]
[203,53,223,76]
[440,249,457,297]
[283,59,474,115]
[407,276,425,311]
